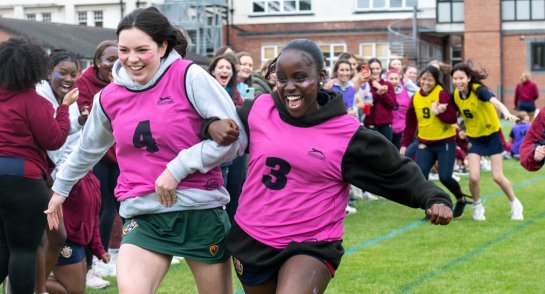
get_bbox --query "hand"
[504,113,518,122]
[208,119,239,146]
[347,109,358,117]
[44,193,66,230]
[78,106,90,126]
[100,252,111,263]
[155,168,179,208]
[425,203,453,225]
[323,78,336,89]
[62,88,79,106]
[534,145,545,162]
[400,146,407,155]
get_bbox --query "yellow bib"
[413,85,456,141]
[453,84,500,137]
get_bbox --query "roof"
[0,17,210,66]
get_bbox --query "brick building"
[226,0,545,106]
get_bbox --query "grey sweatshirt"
[52,50,247,218]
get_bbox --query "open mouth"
[59,83,72,94]
[286,95,303,109]
[129,65,144,72]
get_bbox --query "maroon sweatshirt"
[363,79,397,126]
[514,80,539,107]
[520,106,545,171]
[0,86,70,178]
[75,67,117,164]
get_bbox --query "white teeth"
[130,66,143,71]
[286,95,302,101]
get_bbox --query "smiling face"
[49,60,78,100]
[212,58,234,88]
[389,59,402,72]
[96,45,118,83]
[452,70,470,95]
[387,72,400,88]
[276,50,324,118]
[335,62,352,84]
[370,61,382,81]
[238,55,253,81]
[405,66,417,82]
[117,28,167,85]
[419,71,437,94]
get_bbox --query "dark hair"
[93,40,118,68]
[450,61,488,90]
[50,49,79,71]
[264,56,278,81]
[368,57,383,68]
[208,54,239,98]
[116,7,188,58]
[0,37,49,91]
[214,45,234,57]
[332,59,352,79]
[281,39,324,73]
[419,65,444,89]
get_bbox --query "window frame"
[94,10,103,27]
[77,11,87,26]
[41,12,51,22]
[359,42,392,69]
[501,0,545,21]
[356,0,418,11]
[436,0,464,24]
[252,0,312,15]
[530,42,545,72]
[26,13,36,21]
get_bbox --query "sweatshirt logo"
[308,148,326,161]
[204,178,220,190]
[157,96,174,105]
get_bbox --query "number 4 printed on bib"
[133,120,159,153]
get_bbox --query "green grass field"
[84,157,545,293]
[5,121,541,294]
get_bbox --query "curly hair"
[0,37,49,91]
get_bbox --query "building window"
[531,42,545,71]
[356,0,417,10]
[437,0,464,23]
[42,13,51,22]
[78,11,87,26]
[502,0,545,21]
[360,42,391,68]
[252,0,311,14]
[26,13,36,21]
[319,43,346,73]
[94,11,103,27]
[262,45,282,65]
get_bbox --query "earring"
[319,81,324,86]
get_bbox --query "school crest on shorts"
[123,219,138,235]
[61,245,73,258]
[209,244,219,256]
[233,258,243,276]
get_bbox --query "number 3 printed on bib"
[262,157,291,190]
[133,120,159,153]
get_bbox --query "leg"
[0,177,49,293]
[34,232,47,293]
[44,220,66,281]
[116,244,170,294]
[240,278,277,294]
[186,258,232,294]
[276,255,332,294]
[48,260,87,294]
[226,155,247,224]
[94,161,119,251]
[415,144,436,179]
[467,153,482,202]
[437,141,463,200]
[489,154,517,202]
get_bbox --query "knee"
[469,176,480,185]
[46,230,67,250]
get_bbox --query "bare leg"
[241,277,277,294]
[186,258,232,294]
[116,244,170,294]
[276,255,332,294]
[489,153,517,202]
[47,259,87,294]
[467,153,482,202]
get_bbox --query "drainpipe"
[120,0,124,19]
[499,2,504,102]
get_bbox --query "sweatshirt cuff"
[166,158,189,183]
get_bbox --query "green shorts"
[121,207,230,264]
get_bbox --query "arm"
[520,107,545,171]
[435,90,458,124]
[379,81,397,109]
[29,90,77,150]
[47,92,115,229]
[400,105,417,149]
[514,85,520,108]
[164,65,248,184]
[343,128,452,224]
[490,97,517,121]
